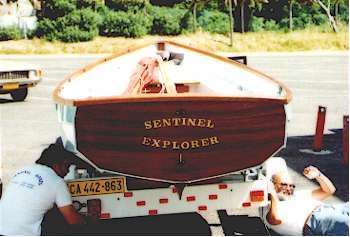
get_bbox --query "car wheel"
[10,88,28,101]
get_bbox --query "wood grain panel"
[75,98,286,182]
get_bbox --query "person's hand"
[303,166,321,179]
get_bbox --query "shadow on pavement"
[276,129,349,202]
[42,207,211,236]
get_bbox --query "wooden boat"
[53,41,292,184]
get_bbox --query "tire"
[10,88,28,101]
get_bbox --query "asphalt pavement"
[0,52,348,235]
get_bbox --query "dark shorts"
[304,202,349,236]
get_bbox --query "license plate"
[68,177,126,197]
[3,83,19,90]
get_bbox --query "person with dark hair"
[0,144,86,235]
[263,166,349,236]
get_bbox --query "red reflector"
[209,194,218,200]
[250,190,265,202]
[242,202,251,207]
[219,184,227,189]
[149,210,158,215]
[186,196,196,202]
[159,198,168,204]
[250,190,264,196]
[172,187,177,193]
[251,195,264,202]
[100,213,110,219]
[124,192,133,198]
[136,201,146,206]
[198,205,207,211]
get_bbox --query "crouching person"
[263,166,349,236]
[0,144,87,235]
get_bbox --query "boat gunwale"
[53,40,292,107]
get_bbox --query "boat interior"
[59,42,286,101]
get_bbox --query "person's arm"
[303,166,336,200]
[55,179,90,225]
[267,192,282,225]
[58,204,86,225]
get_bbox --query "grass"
[0,24,348,54]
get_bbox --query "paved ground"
[0,53,348,235]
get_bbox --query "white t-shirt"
[262,190,323,236]
[0,164,72,235]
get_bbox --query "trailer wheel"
[10,88,28,101]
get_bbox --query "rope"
[124,56,177,95]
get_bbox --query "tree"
[226,0,234,46]
[288,0,294,30]
[301,0,338,32]
[233,0,268,33]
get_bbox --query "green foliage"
[30,0,349,41]
[250,16,279,32]
[36,18,58,41]
[0,27,22,41]
[105,0,148,11]
[57,26,98,42]
[337,2,349,22]
[179,11,195,33]
[149,6,185,35]
[250,16,265,32]
[76,0,101,9]
[36,7,100,42]
[100,10,152,37]
[40,0,77,19]
[198,10,230,34]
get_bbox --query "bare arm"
[303,166,336,200]
[266,185,282,225]
[58,204,86,225]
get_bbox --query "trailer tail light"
[218,184,228,189]
[87,199,101,219]
[124,192,133,197]
[209,194,218,200]
[159,198,168,204]
[250,190,265,202]
[137,201,146,206]
[149,210,158,215]
[186,196,196,202]
[100,213,111,219]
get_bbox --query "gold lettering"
[172,141,180,150]
[162,118,171,127]
[181,141,190,150]
[201,138,210,146]
[162,140,171,149]
[181,118,187,126]
[197,119,206,127]
[209,136,219,145]
[151,139,161,148]
[144,121,152,129]
[191,140,200,148]
[187,118,197,127]
[153,119,162,129]
[172,118,182,126]
[69,184,75,194]
[142,137,151,146]
[142,137,220,150]
[207,120,215,129]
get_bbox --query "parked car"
[0,60,43,101]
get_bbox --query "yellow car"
[0,60,43,101]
